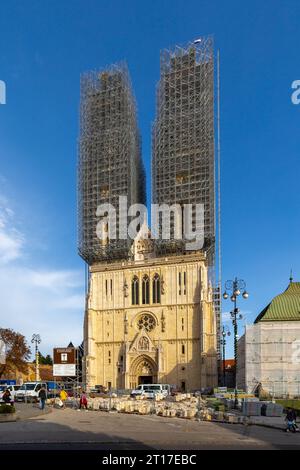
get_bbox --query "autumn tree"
[0,328,31,379]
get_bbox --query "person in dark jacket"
[2,389,12,405]
[39,386,47,410]
[285,408,297,432]
[291,408,299,431]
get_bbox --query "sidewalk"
[248,415,285,430]
[15,403,52,420]
[211,408,288,431]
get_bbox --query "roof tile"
[255,282,300,323]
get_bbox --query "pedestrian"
[291,408,299,431]
[2,389,12,405]
[285,408,297,433]
[39,386,47,410]
[79,391,88,411]
[59,388,68,408]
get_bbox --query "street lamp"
[31,334,41,382]
[220,325,230,387]
[223,277,248,408]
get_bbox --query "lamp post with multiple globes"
[223,278,249,409]
[31,334,41,382]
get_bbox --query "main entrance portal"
[129,355,158,389]
[138,375,153,385]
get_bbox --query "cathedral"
[79,38,219,391]
[83,232,218,391]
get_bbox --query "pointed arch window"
[132,276,139,305]
[142,275,150,304]
[152,273,161,304]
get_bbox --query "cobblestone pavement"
[14,402,52,420]
[0,407,299,450]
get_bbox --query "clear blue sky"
[0,0,299,357]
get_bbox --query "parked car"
[45,382,61,398]
[14,382,48,402]
[89,385,108,397]
[95,385,108,393]
[131,384,146,398]
[131,384,170,399]
[0,384,21,403]
[0,385,6,397]
[160,384,171,396]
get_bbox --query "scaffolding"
[238,322,300,398]
[152,37,215,263]
[78,62,145,264]
[213,285,221,360]
[152,38,220,367]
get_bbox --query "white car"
[0,384,21,402]
[131,384,170,399]
[15,382,47,402]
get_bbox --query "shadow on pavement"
[2,405,300,450]
[0,409,154,450]
[212,419,300,450]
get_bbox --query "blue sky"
[0,0,299,357]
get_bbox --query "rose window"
[137,314,156,332]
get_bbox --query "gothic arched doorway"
[129,355,158,389]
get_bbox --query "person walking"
[79,391,88,411]
[54,393,64,408]
[39,386,47,410]
[285,408,297,433]
[291,408,299,431]
[59,388,68,409]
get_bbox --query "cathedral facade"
[80,40,219,392]
[83,237,218,391]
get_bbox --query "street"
[0,404,299,450]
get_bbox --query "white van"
[160,384,171,396]
[15,382,47,402]
[131,383,170,399]
[0,384,21,402]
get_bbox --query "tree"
[44,354,53,365]
[33,353,53,365]
[0,328,31,379]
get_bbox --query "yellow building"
[83,236,218,392]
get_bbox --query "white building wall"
[238,322,300,397]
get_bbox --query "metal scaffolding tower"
[152,37,221,365]
[152,37,215,262]
[78,62,145,264]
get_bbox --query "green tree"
[33,353,53,365]
[44,354,53,365]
